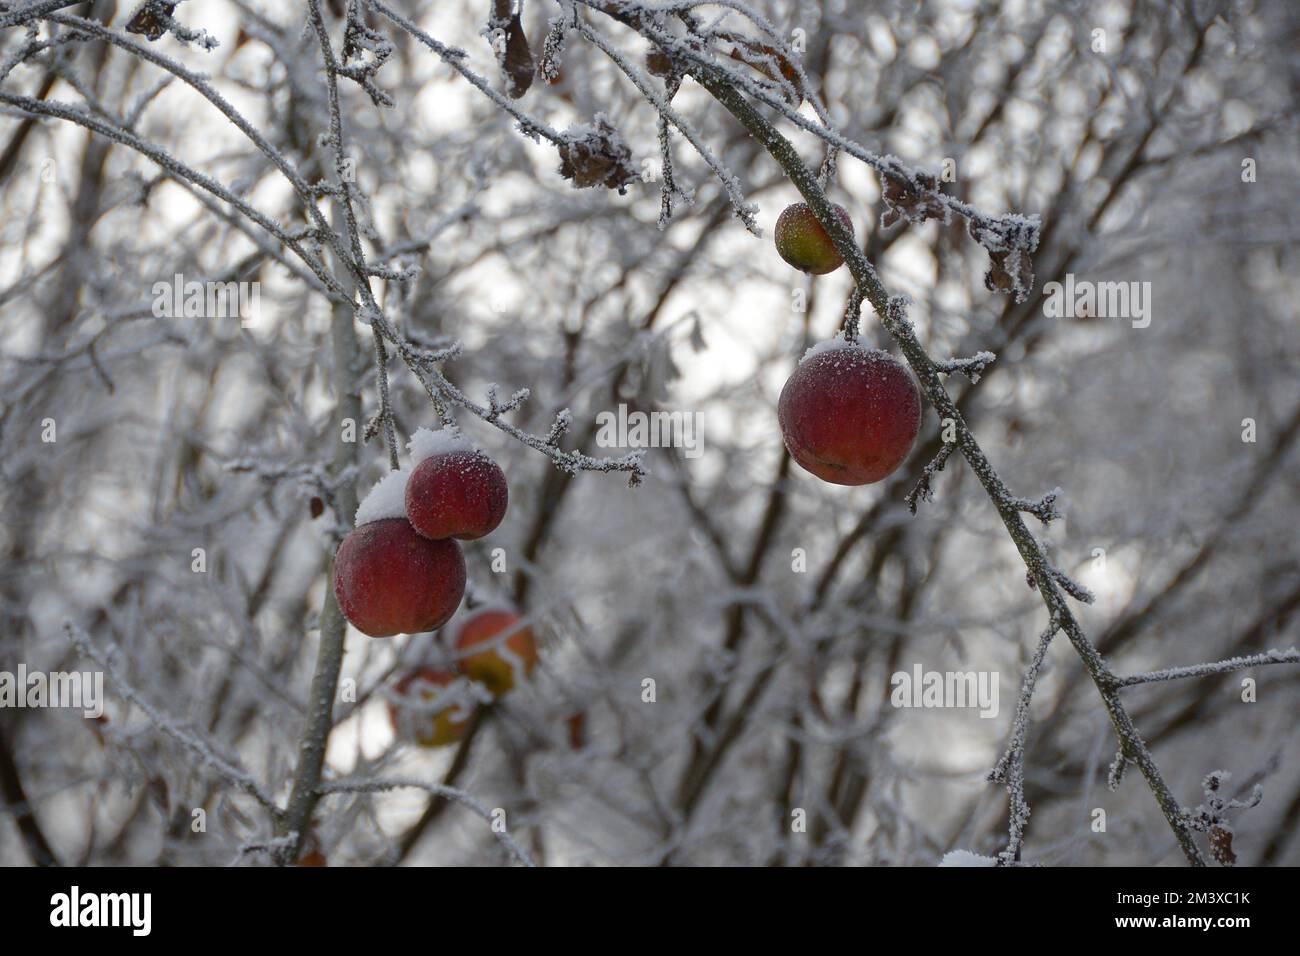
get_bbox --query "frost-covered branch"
[1112,649,1300,688]
[988,618,1058,861]
[905,442,955,515]
[64,622,280,814]
[935,351,996,384]
[579,0,1041,298]
[0,0,80,30]
[1183,770,1265,866]
[363,308,649,484]
[0,88,346,299]
[1009,487,1063,525]
[369,0,567,144]
[574,16,757,232]
[318,777,537,866]
[672,39,1205,865]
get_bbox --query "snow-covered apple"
[332,518,466,636]
[774,202,853,275]
[453,608,538,695]
[405,440,508,542]
[778,339,921,485]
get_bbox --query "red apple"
[778,342,921,485]
[453,608,538,695]
[774,202,853,275]
[405,450,508,541]
[387,667,473,748]
[332,518,466,637]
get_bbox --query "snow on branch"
[539,6,572,82]
[1107,751,1129,792]
[1033,562,1094,605]
[936,351,996,384]
[338,0,395,106]
[0,0,82,30]
[638,27,1210,862]
[1112,648,1300,688]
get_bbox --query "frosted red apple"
[332,518,466,636]
[774,202,853,275]
[453,608,538,695]
[405,450,508,541]
[388,667,473,747]
[778,343,921,485]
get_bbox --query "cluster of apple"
[335,198,921,756]
[332,428,507,637]
[386,608,539,748]
[773,202,922,485]
[329,428,541,748]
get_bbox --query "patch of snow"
[407,426,473,466]
[800,333,860,364]
[354,468,411,526]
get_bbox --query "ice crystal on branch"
[339,0,396,107]
[538,12,570,82]
[906,443,957,514]
[936,351,997,384]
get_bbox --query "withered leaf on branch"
[727,40,804,106]
[126,1,177,41]
[983,247,1033,297]
[489,1,534,99]
[1208,825,1236,866]
[880,171,945,228]
[502,14,534,99]
[646,48,678,78]
[969,215,1040,302]
[558,117,638,193]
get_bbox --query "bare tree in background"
[0,0,1297,867]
